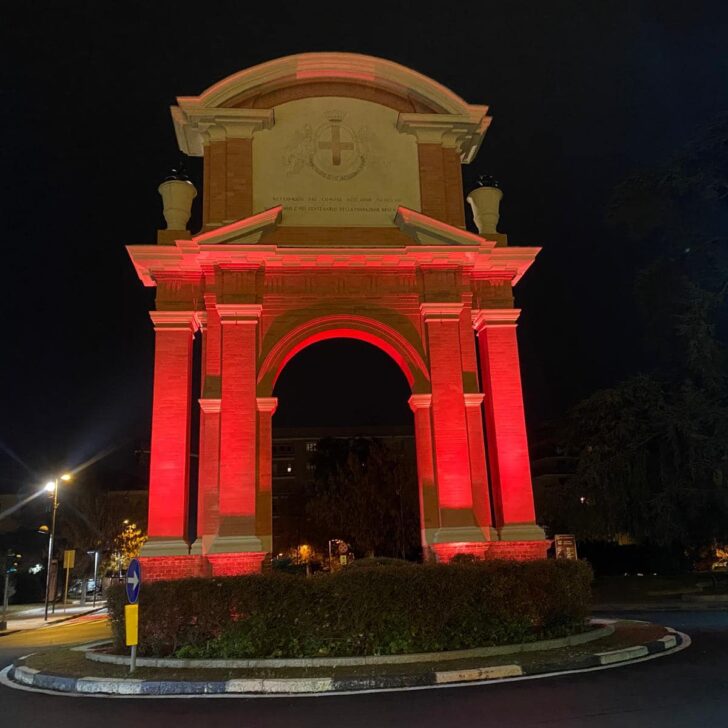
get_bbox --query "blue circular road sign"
[125,558,141,604]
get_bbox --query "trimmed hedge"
[107,559,591,658]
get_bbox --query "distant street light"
[44,473,72,621]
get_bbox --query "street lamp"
[43,473,72,621]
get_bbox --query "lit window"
[306,442,317,452]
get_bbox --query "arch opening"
[270,338,420,562]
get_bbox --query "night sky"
[2,2,727,494]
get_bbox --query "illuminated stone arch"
[127,53,548,580]
[257,314,430,397]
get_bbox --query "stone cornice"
[397,112,490,163]
[395,206,489,247]
[256,397,278,414]
[171,107,275,156]
[216,303,263,323]
[127,243,538,288]
[198,398,222,414]
[149,311,199,332]
[193,206,283,245]
[178,52,484,116]
[420,302,464,321]
[408,394,432,411]
[472,308,522,331]
[463,393,485,407]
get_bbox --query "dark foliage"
[107,560,592,659]
[305,437,420,558]
[541,115,728,555]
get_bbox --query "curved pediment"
[180,52,476,115]
[170,53,491,233]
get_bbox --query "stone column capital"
[256,396,278,414]
[199,398,222,414]
[472,308,521,332]
[216,303,262,323]
[464,393,485,407]
[408,394,433,412]
[195,311,208,330]
[420,302,464,321]
[149,311,199,333]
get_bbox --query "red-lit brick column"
[473,309,547,555]
[408,394,439,556]
[208,303,265,573]
[421,303,487,560]
[140,311,211,579]
[464,393,497,539]
[256,397,277,555]
[145,311,197,548]
[196,397,221,547]
[191,295,222,556]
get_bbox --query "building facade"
[127,53,548,580]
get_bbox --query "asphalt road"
[1,610,727,727]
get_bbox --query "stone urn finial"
[158,165,197,231]
[466,175,502,235]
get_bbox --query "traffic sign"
[125,558,141,604]
[125,603,139,646]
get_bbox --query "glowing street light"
[44,473,72,620]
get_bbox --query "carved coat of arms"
[283,110,378,182]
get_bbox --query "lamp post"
[43,474,71,621]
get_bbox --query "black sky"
[1,1,727,493]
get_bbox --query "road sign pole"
[92,551,99,607]
[125,558,141,673]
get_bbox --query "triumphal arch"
[127,53,548,580]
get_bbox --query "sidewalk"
[0,601,107,635]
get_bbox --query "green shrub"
[345,556,416,569]
[108,559,592,658]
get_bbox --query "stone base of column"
[498,524,547,541]
[138,555,211,582]
[431,542,492,562]
[432,525,498,544]
[207,552,266,576]
[140,538,190,557]
[432,539,550,562]
[188,535,218,556]
[206,534,264,554]
[486,540,550,560]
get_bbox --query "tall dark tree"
[305,437,420,559]
[544,115,728,553]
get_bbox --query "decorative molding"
[395,206,488,247]
[420,302,464,321]
[408,394,432,411]
[199,398,222,414]
[149,310,199,332]
[463,393,485,407]
[171,107,274,157]
[178,52,485,115]
[256,397,278,414]
[216,303,262,322]
[193,206,283,245]
[397,113,490,163]
[472,308,521,331]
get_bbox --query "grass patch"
[19,621,671,683]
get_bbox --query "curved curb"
[4,627,687,696]
[85,623,615,669]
